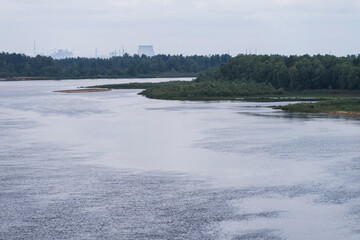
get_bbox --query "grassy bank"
[273,99,360,116]
[92,81,360,100]
[91,80,284,100]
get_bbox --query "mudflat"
[329,111,360,117]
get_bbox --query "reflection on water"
[1,78,360,239]
[240,111,313,120]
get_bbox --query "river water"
[1,78,360,240]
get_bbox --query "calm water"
[1,78,360,240]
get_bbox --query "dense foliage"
[94,80,282,100]
[93,54,360,100]
[139,81,282,100]
[0,52,231,78]
[274,99,360,114]
[197,54,360,90]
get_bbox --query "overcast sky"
[0,0,359,57]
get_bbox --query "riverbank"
[273,99,360,118]
[90,81,283,100]
[91,81,360,100]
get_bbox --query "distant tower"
[34,40,36,56]
[137,45,154,57]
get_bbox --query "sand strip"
[328,111,360,117]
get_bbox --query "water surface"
[1,78,360,239]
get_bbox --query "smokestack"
[137,45,155,57]
[34,40,36,56]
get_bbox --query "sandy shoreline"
[54,88,111,93]
[328,111,360,118]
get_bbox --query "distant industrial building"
[51,49,73,59]
[109,50,118,58]
[108,48,126,58]
[137,45,154,57]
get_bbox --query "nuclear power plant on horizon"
[30,41,156,58]
[137,45,155,57]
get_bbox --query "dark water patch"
[330,157,360,182]
[195,131,359,162]
[2,97,109,117]
[239,111,312,120]
[146,105,216,112]
[316,189,360,204]
[0,118,40,140]
[0,118,35,128]
[317,157,360,204]
[235,211,283,221]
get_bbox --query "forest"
[0,52,231,79]
[93,54,360,100]
[95,80,282,100]
[196,54,360,90]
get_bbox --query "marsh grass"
[274,99,360,114]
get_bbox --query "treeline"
[0,52,231,79]
[94,80,282,100]
[139,81,281,100]
[197,54,360,90]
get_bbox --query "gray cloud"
[0,0,359,57]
